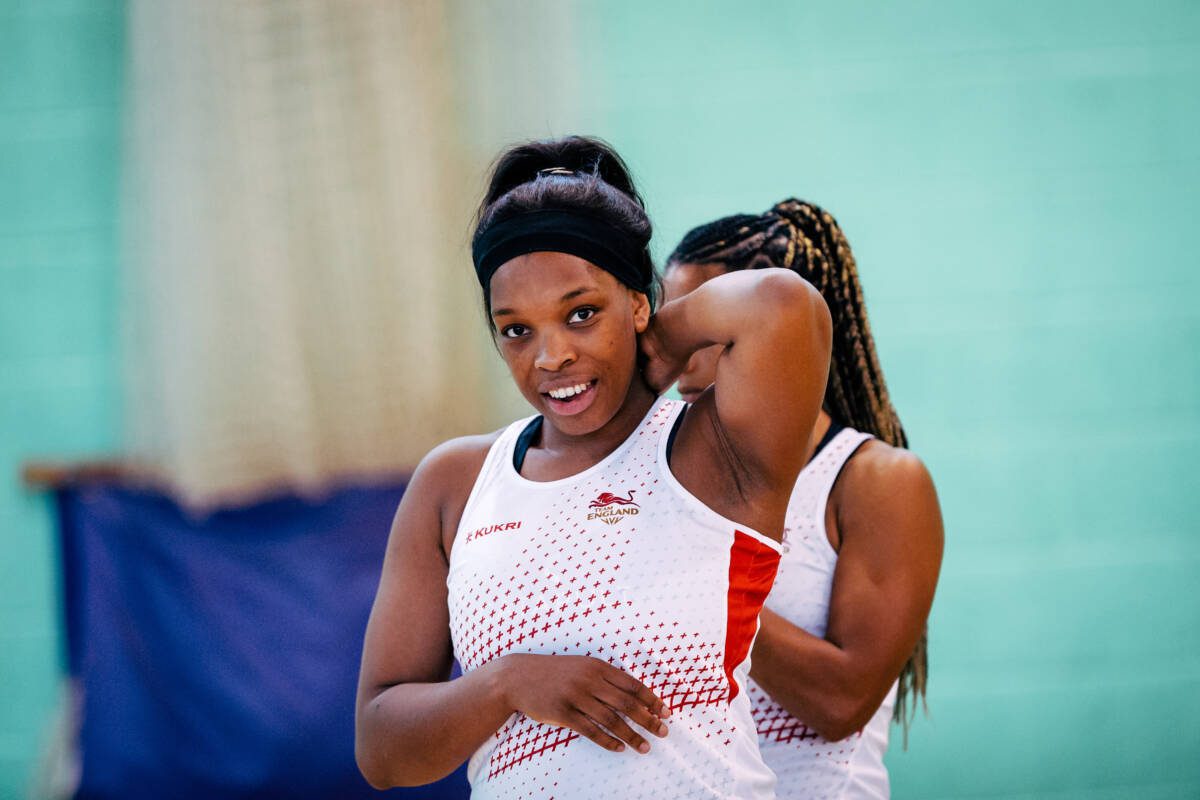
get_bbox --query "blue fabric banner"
[56,482,470,800]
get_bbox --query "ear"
[631,289,651,333]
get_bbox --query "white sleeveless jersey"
[447,398,782,800]
[746,426,898,799]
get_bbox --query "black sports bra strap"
[513,416,544,472]
[807,418,845,465]
[665,403,689,464]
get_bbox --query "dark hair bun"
[473,135,657,306]
[478,135,646,212]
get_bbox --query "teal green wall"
[564,2,1200,797]
[0,0,124,795]
[2,1,1197,797]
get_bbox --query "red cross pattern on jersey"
[447,398,783,800]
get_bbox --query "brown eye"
[568,307,597,324]
[501,324,529,339]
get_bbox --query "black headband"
[472,209,648,295]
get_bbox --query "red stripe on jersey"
[723,530,781,702]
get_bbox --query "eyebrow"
[491,286,598,318]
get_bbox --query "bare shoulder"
[412,430,505,513]
[416,431,503,487]
[832,439,942,543]
[838,439,935,500]
[392,430,505,557]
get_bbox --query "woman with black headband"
[663,199,944,798]
[355,137,831,799]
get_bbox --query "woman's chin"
[540,387,622,436]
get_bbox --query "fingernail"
[637,742,650,754]
[616,743,625,752]
[657,722,668,736]
[661,706,672,718]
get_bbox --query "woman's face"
[661,262,727,403]
[489,252,650,436]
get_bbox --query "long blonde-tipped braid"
[667,198,927,740]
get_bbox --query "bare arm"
[355,438,512,787]
[749,445,944,740]
[355,439,671,789]
[643,268,832,497]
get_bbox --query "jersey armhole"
[665,402,689,465]
[815,434,874,557]
[446,421,531,568]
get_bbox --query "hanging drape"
[121,0,584,509]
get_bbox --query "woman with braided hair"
[663,199,944,799]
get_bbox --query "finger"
[577,698,651,754]
[593,683,668,739]
[567,709,627,753]
[601,667,671,719]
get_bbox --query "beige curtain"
[122,0,586,510]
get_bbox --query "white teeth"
[549,383,590,400]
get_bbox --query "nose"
[534,329,577,372]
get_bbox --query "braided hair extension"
[668,199,927,738]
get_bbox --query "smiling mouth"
[542,380,598,416]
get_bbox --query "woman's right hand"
[497,654,671,754]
